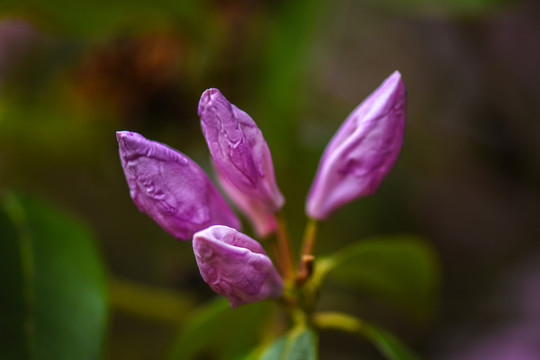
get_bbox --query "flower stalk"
[313,311,364,334]
[274,210,294,281]
[297,218,319,284]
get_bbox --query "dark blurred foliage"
[72,32,190,126]
[0,0,539,358]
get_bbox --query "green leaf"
[0,191,108,360]
[259,328,317,360]
[362,323,421,360]
[313,312,419,360]
[322,236,440,321]
[167,298,275,360]
[258,337,287,360]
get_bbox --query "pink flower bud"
[306,71,406,220]
[193,225,283,308]
[215,169,277,237]
[198,88,284,212]
[117,131,240,240]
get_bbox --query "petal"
[216,168,277,237]
[193,225,283,307]
[117,131,240,240]
[306,71,406,220]
[199,88,284,212]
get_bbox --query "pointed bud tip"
[117,130,143,148]
[116,130,131,143]
[116,131,155,161]
[198,88,223,116]
[386,70,404,88]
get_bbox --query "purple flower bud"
[306,71,406,220]
[198,88,284,212]
[215,169,277,237]
[117,131,241,240]
[193,225,283,308]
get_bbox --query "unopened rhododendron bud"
[193,225,283,308]
[198,88,284,212]
[117,131,240,240]
[216,169,277,237]
[306,71,406,220]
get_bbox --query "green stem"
[312,311,365,335]
[275,210,294,280]
[297,218,318,283]
[301,218,318,258]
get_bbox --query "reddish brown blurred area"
[71,32,189,124]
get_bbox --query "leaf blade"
[363,324,421,360]
[259,328,318,360]
[0,192,108,360]
[313,312,420,360]
[324,236,440,321]
[168,298,275,360]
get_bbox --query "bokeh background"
[1,0,539,358]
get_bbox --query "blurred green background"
[1,0,539,358]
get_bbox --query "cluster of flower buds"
[117,71,406,307]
